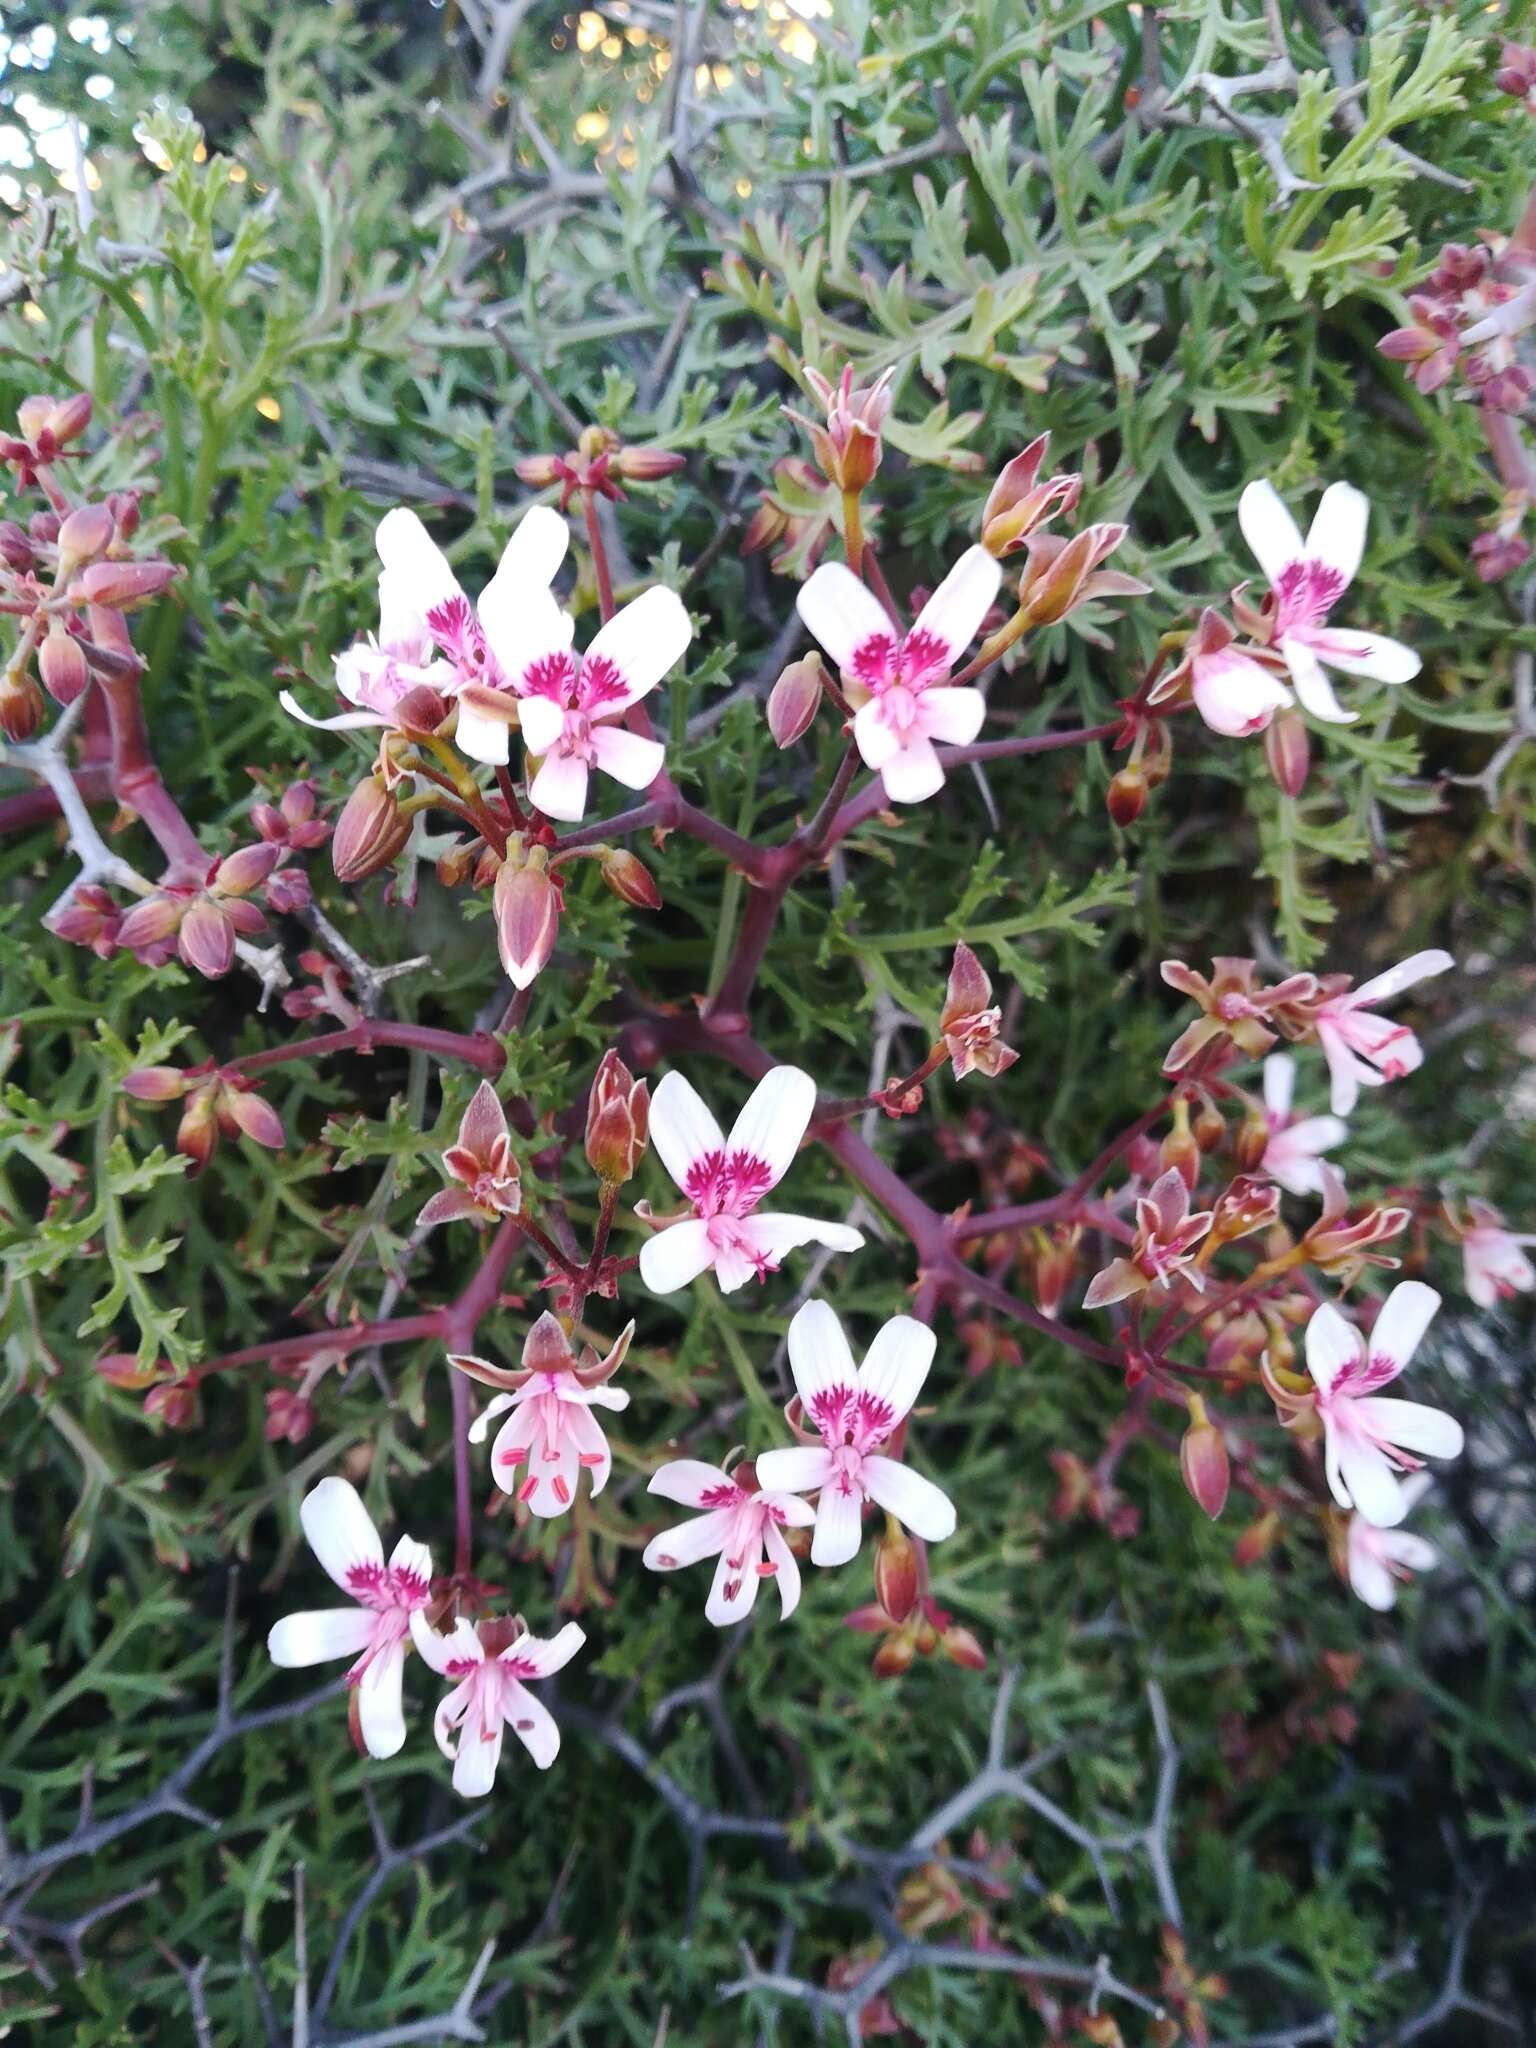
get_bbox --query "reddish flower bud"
[144,1379,200,1430]
[38,622,90,705]
[614,444,687,483]
[393,682,450,737]
[122,1066,189,1102]
[97,1350,163,1391]
[264,864,311,914]
[1233,1510,1280,1567]
[494,856,559,989]
[601,847,662,910]
[29,510,60,545]
[332,775,410,883]
[176,1087,220,1174]
[15,395,51,443]
[73,558,181,610]
[1106,763,1147,825]
[0,667,44,740]
[940,1623,988,1672]
[873,1524,920,1624]
[1179,1397,1230,1520]
[0,519,33,570]
[265,1386,315,1444]
[872,1629,917,1679]
[116,891,186,955]
[515,454,562,488]
[108,488,141,539]
[766,651,825,747]
[55,500,115,570]
[46,391,93,447]
[585,1050,650,1185]
[178,898,236,979]
[1264,708,1310,798]
[50,883,121,957]
[980,434,1083,557]
[220,1082,285,1150]
[786,363,895,495]
[213,841,281,896]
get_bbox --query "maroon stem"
[189,1310,446,1385]
[582,490,616,623]
[450,1367,474,1577]
[953,1092,1173,1242]
[88,611,205,877]
[822,723,1119,853]
[231,1021,506,1077]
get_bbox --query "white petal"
[410,1610,484,1675]
[356,1641,407,1758]
[590,725,665,792]
[1305,1302,1362,1393]
[528,748,591,823]
[726,1065,817,1185]
[584,585,693,703]
[786,1299,858,1413]
[563,1401,612,1498]
[644,1507,735,1572]
[514,692,566,756]
[1378,1529,1438,1573]
[388,1533,434,1605]
[1318,1026,1367,1118]
[1286,1114,1348,1154]
[1190,652,1292,736]
[1354,1396,1464,1461]
[879,737,946,805]
[1283,639,1356,724]
[852,697,902,770]
[1335,1436,1407,1528]
[1303,481,1368,586]
[267,1608,374,1668]
[810,1478,864,1567]
[300,1477,383,1595]
[763,1519,803,1620]
[504,1621,585,1680]
[860,1455,956,1541]
[648,1070,726,1191]
[502,1682,561,1768]
[771,1491,819,1527]
[739,1212,866,1266]
[753,1445,835,1495]
[1311,630,1419,684]
[1348,1540,1399,1612]
[468,1390,514,1446]
[796,562,896,672]
[916,685,987,747]
[431,1678,471,1763]
[375,508,463,614]
[452,1708,504,1797]
[704,1542,763,1626]
[648,1460,736,1508]
[279,689,386,733]
[452,697,511,766]
[489,504,569,597]
[908,545,1001,666]
[1238,479,1306,583]
[855,1315,936,1430]
[1368,1281,1441,1378]
[481,587,573,689]
[1263,1053,1295,1121]
[638,1217,717,1294]
[1351,950,1454,1006]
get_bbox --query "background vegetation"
[0,0,1532,2041]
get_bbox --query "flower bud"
[29,510,60,545]
[264,864,311,914]
[0,519,33,571]
[179,899,236,979]
[38,622,90,705]
[1192,1096,1225,1152]
[144,1378,201,1430]
[601,847,662,910]
[213,841,281,896]
[393,682,450,737]
[73,558,182,610]
[220,1083,285,1150]
[46,391,93,447]
[872,1628,917,1680]
[332,776,410,884]
[97,1350,162,1391]
[123,1066,189,1102]
[1105,763,1147,825]
[940,1623,988,1671]
[16,395,51,443]
[515,454,562,488]
[873,1523,920,1624]
[176,1087,221,1175]
[437,841,477,888]
[1233,1510,1280,1568]
[1179,1397,1230,1520]
[585,1049,650,1185]
[117,891,185,955]
[108,489,141,539]
[1264,708,1310,798]
[1158,1103,1200,1191]
[494,855,559,990]
[980,434,1082,557]
[56,500,115,571]
[614,444,688,483]
[767,651,825,747]
[0,667,44,740]
[50,883,121,957]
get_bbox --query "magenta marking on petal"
[426,593,475,658]
[683,1148,727,1209]
[445,1656,480,1678]
[520,649,580,703]
[853,1391,896,1445]
[722,1150,774,1213]
[576,651,629,714]
[849,632,898,688]
[1272,559,1346,635]
[387,1566,431,1606]
[345,1561,388,1606]
[699,1483,743,1509]
[900,626,952,685]
[808,1385,852,1438]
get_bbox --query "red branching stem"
[89,625,206,876]
[231,1021,506,1077]
[582,490,617,623]
[801,739,865,859]
[188,1310,447,1386]
[444,1213,525,1348]
[953,1091,1174,1242]
[450,1367,475,1577]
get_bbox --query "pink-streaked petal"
[514,692,566,756]
[855,1315,935,1430]
[726,1065,817,1187]
[528,747,592,823]
[705,1540,764,1626]
[916,684,987,747]
[796,562,895,672]
[417,1186,483,1229]
[279,689,387,732]
[375,507,463,615]
[1190,651,1292,737]
[1302,481,1368,587]
[879,735,946,805]
[387,1534,434,1606]
[356,1641,407,1759]
[1317,1027,1371,1118]
[584,585,693,702]
[646,1459,737,1509]
[908,544,1002,666]
[753,1445,836,1496]
[562,1400,613,1497]
[1238,479,1306,584]
[267,1608,375,1668]
[638,1216,717,1295]
[1305,1302,1362,1392]
[1367,1280,1440,1379]
[411,1610,485,1675]
[1334,1436,1407,1528]
[1263,1053,1296,1121]
[648,1070,726,1191]
[501,1620,585,1681]
[1282,639,1356,724]
[1311,630,1420,684]
[786,1299,858,1415]
[860,1454,956,1542]
[501,1681,561,1768]
[763,1519,803,1620]
[643,1506,736,1572]
[1354,1396,1463,1461]
[810,1477,864,1568]
[300,1477,383,1594]
[590,724,666,793]
[1350,949,1454,1007]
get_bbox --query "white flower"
[1312,949,1454,1117]
[641,1459,818,1625]
[1345,1475,1439,1612]
[266,1478,433,1759]
[1259,1052,1348,1198]
[754,1301,956,1568]
[1238,480,1420,724]
[638,1066,864,1294]
[410,1611,585,1798]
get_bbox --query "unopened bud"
[872,1629,917,1679]
[0,519,33,571]
[437,841,477,888]
[940,1623,987,1671]
[1264,708,1310,798]
[219,1083,285,1150]
[213,841,281,895]
[45,391,93,447]
[123,1066,189,1103]
[585,1049,650,1185]
[614,444,687,483]
[766,651,825,747]
[393,682,450,737]
[178,898,235,979]
[29,511,60,546]
[39,622,89,705]
[1158,1103,1200,1191]
[1106,763,1146,825]
[107,489,141,539]
[980,434,1082,557]
[0,667,44,740]
[1233,1509,1280,1567]
[176,1088,221,1174]
[515,454,562,488]
[73,558,181,610]
[97,1350,162,1391]
[264,864,311,914]
[332,776,410,884]
[56,500,115,571]
[1192,1098,1225,1152]
[1179,1396,1230,1520]
[117,892,185,955]
[16,395,51,443]
[874,1523,920,1624]
[144,1379,200,1430]
[601,847,661,910]
[494,855,559,990]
